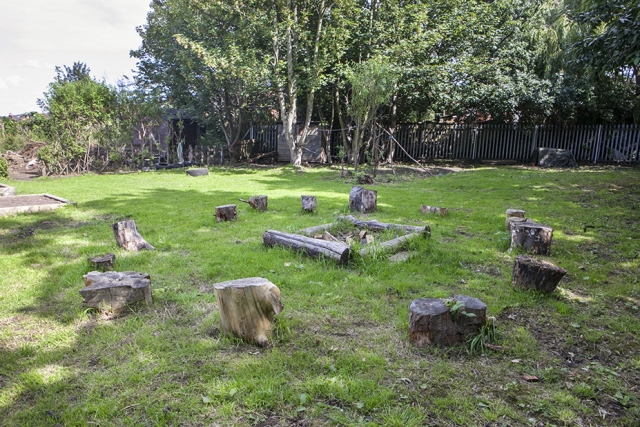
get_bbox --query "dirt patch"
[0,195,62,208]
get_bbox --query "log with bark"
[216,204,237,222]
[420,205,448,216]
[512,255,566,293]
[349,186,377,213]
[358,233,420,257]
[506,209,526,231]
[510,221,553,255]
[88,253,115,271]
[409,295,487,347]
[299,223,334,236]
[301,195,317,212]
[80,271,152,313]
[337,215,430,235]
[263,230,351,264]
[112,220,155,251]
[240,195,268,211]
[213,277,283,347]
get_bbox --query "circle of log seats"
[186,168,209,176]
[506,209,526,231]
[215,204,237,222]
[349,186,377,213]
[409,295,487,347]
[213,277,283,347]
[80,271,152,313]
[510,221,553,255]
[512,255,567,293]
[301,195,317,212]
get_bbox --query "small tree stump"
[213,277,283,347]
[510,221,553,255]
[506,209,526,231]
[420,205,448,216]
[301,195,317,212]
[349,186,377,213]
[263,230,351,264]
[216,204,237,222]
[409,295,487,347]
[80,271,152,313]
[88,253,115,271]
[512,256,567,293]
[112,220,155,251]
[240,195,268,211]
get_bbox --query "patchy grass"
[1,164,639,426]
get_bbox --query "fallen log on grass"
[337,215,430,235]
[263,230,351,264]
[358,233,421,257]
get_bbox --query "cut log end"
[301,195,317,212]
[80,271,152,313]
[88,253,115,271]
[216,204,238,222]
[263,230,351,264]
[349,186,377,213]
[510,221,553,255]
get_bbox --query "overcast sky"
[0,0,151,116]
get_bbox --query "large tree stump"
[240,195,268,211]
[409,295,487,347]
[301,195,317,212]
[263,230,351,264]
[88,253,115,271]
[213,277,283,347]
[538,148,578,168]
[420,205,448,216]
[349,186,377,213]
[112,220,155,251]
[80,271,152,313]
[512,256,567,293]
[510,221,553,255]
[506,209,526,231]
[338,215,430,235]
[216,204,237,222]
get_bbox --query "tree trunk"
[216,204,238,222]
[213,277,283,347]
[506,209,526,231]
[80,271,152,313]
[512,256,566,293]
[88,253,115,271]
[510,221,553,255]
[263,229,351,264]
[301,195,317,212]
[112,220,155,251]
[338,214,430,235]
[240,196,268,211]
[349,186,377,213]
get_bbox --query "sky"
[0,0,152,116]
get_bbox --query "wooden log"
[349,186,377,213]
[80,271,152,313]
[510,221,553,255]
[263,230,351,264]
[506,209,526,231]
[512,255,567,293]
[507,216,527,231]
[240,195,268,211]
[216,204,237,222]
[301,195,317,212]
[337,215,430,235]
[186,168,209,176]
[409,295,487,347]
[299,223,334,236]
[213,277,283,347]
[88,253,115,271]
[358,233,420,257]
[420,205,448,216]
[112,220,155,251]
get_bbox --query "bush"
[0,156,8,179]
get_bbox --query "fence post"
[531,125,538,160]
[472,126,478,160]
[593,125,603,164]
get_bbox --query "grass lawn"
[1,164,639,427]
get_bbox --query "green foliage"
[0,156,8,179]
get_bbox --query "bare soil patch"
[0,195,62,208]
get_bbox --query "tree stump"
[216,204,237,222]
[510,221,553,255]
[409,295,487,347]
[263,230,351,264]
[213,277,283,347]
[420,205,448,216]
[512,256,567,293]
[88,253,115,271]
[538,148,578,168]
[80,271,152,313]
[186,168,209,176]
[506,209,526,231]
[240,195,268,211]
[349,186,377,213]
[112,220,155,251]
[301,195,317,212]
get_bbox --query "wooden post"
[506,209,526,231]
[213,277,283,347]
[301,195,317,212]
[215,204,237,222]
[80,271,152,313]
[349,186,377,213]
[112,220,155,251]
[263,230,351,264]
[512,256,566,293]
[88,253,115,271]
[510,221,553,255]
[240,195,268,211]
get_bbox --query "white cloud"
[0,75,25,90]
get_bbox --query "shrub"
[0,156,8,179]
